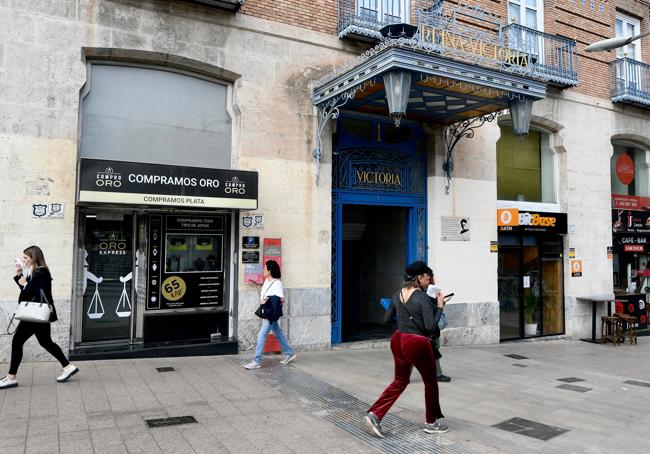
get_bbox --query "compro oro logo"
[497,208,519,226]
[225,176,246,194]
[95,167,122,188]
[162,276,186,301]
[616,153,635,185]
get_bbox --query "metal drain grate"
[493,417,569,441]
[156,367,175,372]
[624,379,650,388]
[556,384,592,393]
[504,354,528,360]
[236,359,476,454]
[557,377,585,383]
[145,416,197,428]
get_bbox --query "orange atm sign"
[497,208,518,227]
[497,209,567,234]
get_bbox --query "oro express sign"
[497,209,567,234]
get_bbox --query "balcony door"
[508,0,544,60]
[615,13,642,92]
[357,0,408,24]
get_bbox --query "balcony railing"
[610,58,650,108]
[502,24,578,87]
[338,0,414,41]
[337,1,578,87]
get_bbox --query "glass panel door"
[498,235,521,340]
[522,235,541,337]
[541,237,564,335]
[81,213,134,342]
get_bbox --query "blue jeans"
[253,319,294,364]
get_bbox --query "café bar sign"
[79,159,258,209]
[497,208,567,234]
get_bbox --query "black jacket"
[261,295,283,323]
[14,267,58,322]
[384,289,443,358]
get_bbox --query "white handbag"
[13,289,52,323]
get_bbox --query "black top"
[14,267,58,322]
[384,288,442,339]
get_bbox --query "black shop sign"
[78,158,258,209]
[612,209,650,235]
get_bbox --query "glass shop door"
[80,212,135,343]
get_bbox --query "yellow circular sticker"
[161,276,186,301]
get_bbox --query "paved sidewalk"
[295,337,650,454]
[0,337,648,453]
[0,355,375,454]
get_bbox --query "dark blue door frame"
[331,115,427,344]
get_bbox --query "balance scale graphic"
[83,250,133,320]
[116,272,133,318]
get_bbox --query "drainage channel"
[236,360,476,454]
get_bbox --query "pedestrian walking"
[364,261,448,437]
[243,260,296,369]
[0,246,78,390]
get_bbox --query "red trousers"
[368,330,443,424]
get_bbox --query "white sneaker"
[280,354,297,365]
[243,361,261,370]
[57,366,79,383]
[423,419,449,434]
[0,377,18,389]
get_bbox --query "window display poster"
[262,238,282,281]
[615,294,648,328]
[245,263,263,284]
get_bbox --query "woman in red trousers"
[363,261,448,437]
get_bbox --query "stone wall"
[0,0,354,359]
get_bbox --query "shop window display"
[165,234,223,273]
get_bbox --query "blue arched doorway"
[331,115,428,344]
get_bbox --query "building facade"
[0,0,649,362]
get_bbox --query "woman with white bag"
[0,246,78,390]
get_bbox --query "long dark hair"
[265,260,281,279]
[23,245,48,269]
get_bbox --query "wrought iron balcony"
[501,23,578,87]
[610,58,650,108]
[337,2,578,87]
[338,0,420,41]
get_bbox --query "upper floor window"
[616,13,641,61]
[497,126,555,203]
[357,0,409,24]
[81,64,231,169]
[508,0,544,31]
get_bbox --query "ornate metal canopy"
[311,2,557,185]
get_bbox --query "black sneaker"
[437,375,451,382]
[363,412,385,438]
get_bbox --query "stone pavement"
[0,337,648,453]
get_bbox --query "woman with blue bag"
[243,260,296,369]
